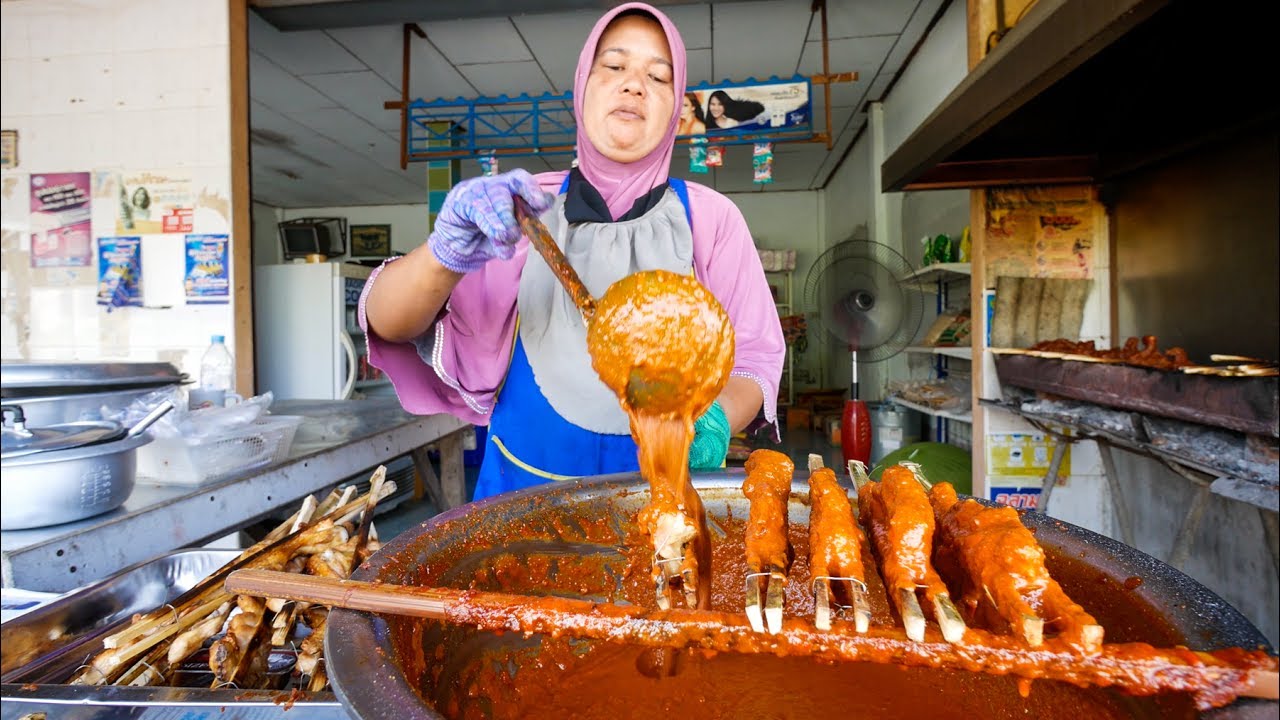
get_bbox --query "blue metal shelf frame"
[405,76,817,162]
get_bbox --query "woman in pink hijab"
[361,2,784,501]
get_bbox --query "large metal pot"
[1,360,186,426]
[1,401,172,529]
[327,473,1274,720]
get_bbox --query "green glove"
[689,400,730,470]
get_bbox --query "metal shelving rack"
[766,269,795,407]
[890,262,973,443]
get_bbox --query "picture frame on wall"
[349,224,392,258]
[1,130,17,169]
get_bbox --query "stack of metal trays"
[0,549,347,720]
[1,361,188,426]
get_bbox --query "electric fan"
[803,237,923,466]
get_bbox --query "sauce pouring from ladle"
[514,196,734,610]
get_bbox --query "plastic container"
[199,335,235,392]
[135,415,303,486]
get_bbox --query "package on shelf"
[887,377,971,413]
[757,248,796,272]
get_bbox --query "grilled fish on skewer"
[930,482,1104,651]
[851,460,965,643]
[807,453,871,632]
[742,449,795,634]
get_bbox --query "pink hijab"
[573,2,687,220]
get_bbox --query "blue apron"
[472,178,692,501]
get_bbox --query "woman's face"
[132,187,150,209]
[681,95,694,119]
[581,15,675,163]
[709,95,724,118]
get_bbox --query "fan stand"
[841,348,872,467]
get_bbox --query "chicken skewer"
[807,453,871,632]
[850,460,965,643]
[929,482,1104,651]
[742,449,795,634]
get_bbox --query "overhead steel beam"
[250,0,740,31]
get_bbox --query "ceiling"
[247,0,947,208]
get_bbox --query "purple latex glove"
[427,169,554,273]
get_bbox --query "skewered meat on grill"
[853,462,964,643]
[929,482,1103,651]
[742,449,795,633]
[807,455,871,631]
[1030,335,1192,370]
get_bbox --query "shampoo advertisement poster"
[30,172,92,267]
[679,80,810,138]
[185,234,229,304]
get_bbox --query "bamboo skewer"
[224,568,1279,709]
[73,473,394,691]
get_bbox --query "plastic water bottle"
[199,334,235,393]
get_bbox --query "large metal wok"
[327,472,1274,720]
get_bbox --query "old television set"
[278,217,347,261]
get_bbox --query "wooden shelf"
[887,396,972,424]
[881,0,1279,191]
[906,345,972,360]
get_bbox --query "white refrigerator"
[254,262,392,400]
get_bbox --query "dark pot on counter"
[327,472,1274,720]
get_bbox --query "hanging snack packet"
[706,144,724,168]
[752,142,774,184]
[478,152,499,177]
[689,138,708,174]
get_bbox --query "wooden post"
[229,0,254,398]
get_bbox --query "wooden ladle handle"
[514,195,596,321]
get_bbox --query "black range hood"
[882,0,1280,192]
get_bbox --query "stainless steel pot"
[0,401,173,529]
[327,472,1275,720]
[0,432,150,529]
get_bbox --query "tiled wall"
[1,0,236,383]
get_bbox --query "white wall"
[816,0,969,401]
[724,190,823,389]
[0,0,237,383]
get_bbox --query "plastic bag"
[107,388,273,440]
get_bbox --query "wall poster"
[184,234,229,304]
[115,171,195,235]
[97,236,142,308]
[679,79,811,138]
[30,172,92,268]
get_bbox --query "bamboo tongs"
[223,569,1279,709]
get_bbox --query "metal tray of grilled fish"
[0,548,346,719]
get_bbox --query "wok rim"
[327,471,1274,720]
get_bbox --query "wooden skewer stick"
[933,594,967,645]
[224,569,1280,708]
[744,575,765,633]
[899,588,927,642]
[764,571,786,635]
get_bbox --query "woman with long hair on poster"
[677,91,707,135]
[705,89,765,130]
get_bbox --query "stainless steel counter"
[1,398,469,593]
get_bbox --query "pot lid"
[1,406,125,460]
[0,361,184,394]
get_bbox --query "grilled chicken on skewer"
[742,449,795,634]
[929,482,1104,651]
[850,460,965,643]
[807,454,871,632]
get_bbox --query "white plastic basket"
[135,415,304,486]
